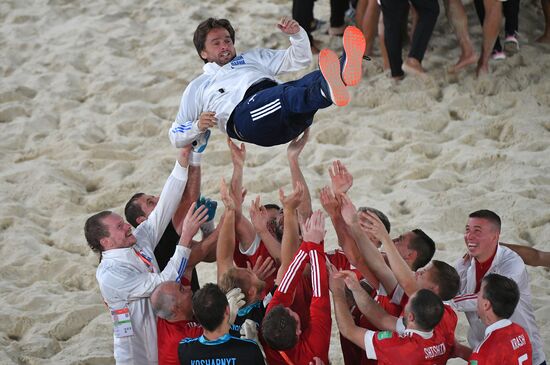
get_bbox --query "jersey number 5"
[517,354,528,365]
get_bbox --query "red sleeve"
[267,241,313,312]
[295,243,331,364]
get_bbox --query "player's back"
[178,334,265,365]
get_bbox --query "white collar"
[485,318,512,337]
[404,328,434,339]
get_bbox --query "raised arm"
[300,210,331,364]
[172,151,202,235]
[138,148,190,251]
[501,242,550,268]
[339,270,398,332]
[330,266,368,349]
[363,211,418,297]
[339,193,398,294]
[249,195,282,263]
[216,178,237,283]
[274,182,304,284]
[320,186,379,287]
[228,138,257,250]
[287,129,312,220]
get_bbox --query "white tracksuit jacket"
[169,27,311,148]
[96,161,190,365]
[450,244,545,365]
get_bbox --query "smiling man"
[83,149,209,365]
[169,17,366,149]
[451,210,546,365]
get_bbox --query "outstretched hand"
[361,211,391,245]
[277,16,300,35]
[329,160,353,195]
[287,128,309,160]
[301,210,326,244]
[249,196,270,233]
[198,111,217,131]
[177,145,193,168]
[180,203,209,246]
[339,193,359,226]
[247,255,276,281]
[279,182,304,211]
[319,186,339,217]
[228,137,246,168]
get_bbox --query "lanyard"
[133,248,155,273]
[279,351,295,365]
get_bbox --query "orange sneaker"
[341,26,366,86]
[319,48,350,107]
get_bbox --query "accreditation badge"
[110,306,134,338]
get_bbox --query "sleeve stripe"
[175,256,188,283]
[310,250,320,297]
[364,330,377,360]
[278,250,307,293]
[453,294,478,303]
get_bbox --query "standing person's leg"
[293,0,319,52]
[403,0,439,74]
[361,0,382,55]
[474,0,503,55]
[330,0,348,35]
[444,0,477,72]
[355,0,369,31]
[477,0,503,75]
[502,0,520,50]
[537,0,550,42]
[378,14,391,71]
[381,0,409,79]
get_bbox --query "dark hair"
[409,289,444,331]
[124,193,145,228]
[84,211,112,263]
[262,305,298,350]
[192,283,228,331]
[264,204,281,211]
[219,268,252,303]
[358,206,391,233]
[468,210,501,232]
[430,260,460,301]
[409,229,436,271]
[482,273,519,319]
[193,18,235,63]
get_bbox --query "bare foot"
[476,62,489,78]
[536,34,550,43]
[402,58,426,76]
[448,53,477,74]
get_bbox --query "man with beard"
[169,17,366,149]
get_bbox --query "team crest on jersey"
[377,331,393,340]
[470,361,478,365]
[231,55,246,68]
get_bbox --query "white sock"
[190,152,202,166]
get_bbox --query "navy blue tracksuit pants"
[226,71,332,147]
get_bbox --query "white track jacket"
[450,244,545,365]
[169,27,311,148]
[96,161,190,365]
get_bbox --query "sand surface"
[1,0,549,363]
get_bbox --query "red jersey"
[264,241,331,365]
[469,319,532,365]
[327,249,362,279]
[364,328,449,364]
[157,318,203,365]
[233,238,278,295]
